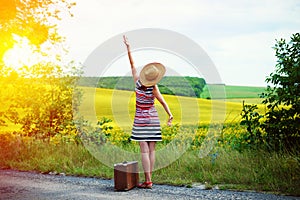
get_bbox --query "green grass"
[201,84,266,99]
[0,136,299,196]
[224,85,266,99]
[0,138,113,178]
[154,149,300,194]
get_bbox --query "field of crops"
[1,84,266,132]
[78,87,266,130]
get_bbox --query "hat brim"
[139,62,166,87]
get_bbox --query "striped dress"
[131,80,162,141]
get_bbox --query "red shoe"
[137,181,153,189]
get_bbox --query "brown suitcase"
[114,161,139,191]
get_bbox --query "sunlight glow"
[3,34,42,70]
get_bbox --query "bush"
[262,33,300,151]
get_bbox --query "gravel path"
[0,169,299,200]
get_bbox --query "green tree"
[0,0,81,143]
[262,33,300,151]
[0,0,76,126]
[0,0,76,65]
[2,62,82,143]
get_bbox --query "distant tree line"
[78,76,206,98]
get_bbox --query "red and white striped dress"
[131,80,162,141]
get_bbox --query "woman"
[123,35,173,189]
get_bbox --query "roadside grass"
[155,149,300,195]
[0,138,113,178]
[0,133,299,196]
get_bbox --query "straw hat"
[139,62,166,87]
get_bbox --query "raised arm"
[123,35,138,83]
[153,85,173,126]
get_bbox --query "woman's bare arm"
[153,85,173,126]
[123,35,138,83]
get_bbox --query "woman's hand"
[167,115,173,126]
[123,35,130,47]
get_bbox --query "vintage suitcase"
[114,161,139,191]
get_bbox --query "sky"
[56,0,300,86]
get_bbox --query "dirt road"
[0,169,298,200]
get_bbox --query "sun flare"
[3,35,41,70]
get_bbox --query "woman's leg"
[148,141,156,178]
[139,141,151,182]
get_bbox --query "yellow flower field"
[78,87,266,129]
[0,85,266,133]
